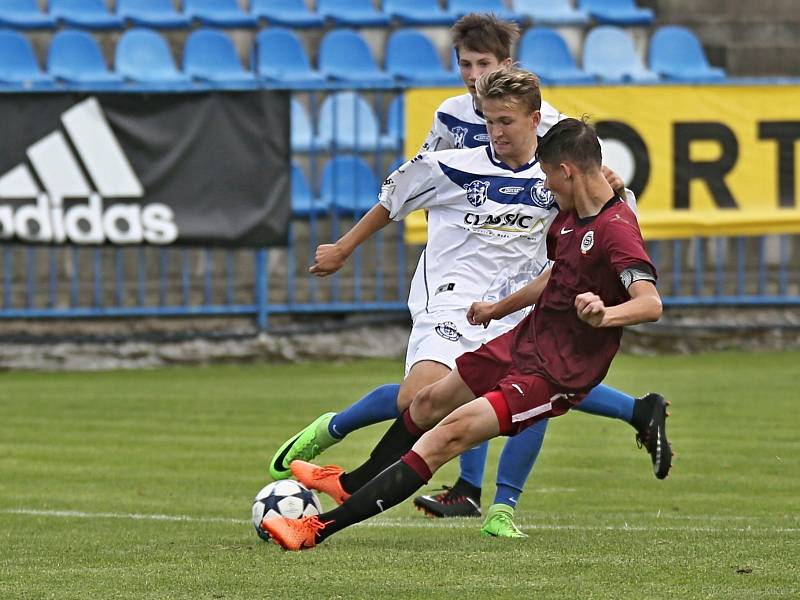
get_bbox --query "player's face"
[482,97,540,166]
[456,49,511,97]
[541,161,573,209]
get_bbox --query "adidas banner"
[0,92,290,247]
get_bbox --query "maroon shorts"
[455,328,585,435]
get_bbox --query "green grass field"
[1,352,798,599]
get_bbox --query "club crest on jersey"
[581,230,595,254]
[464,180,490,207]
[530,180,556,209]
[451,126,468,149]
[435,321,462,341]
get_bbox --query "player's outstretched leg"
[631,392,673,479]
[268,383,401,480]
[573,385,673,479]
[290,460,351,505]
[413,443,485,518]
[261,514,328,551]
[480,503,527,538]
[479,418,548,537]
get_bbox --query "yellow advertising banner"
[403,85,800,242]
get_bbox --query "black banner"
[0,91,290,247]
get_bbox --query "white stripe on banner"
[62,97,143,198]
[0,164,40,198]
[27,131,91,199]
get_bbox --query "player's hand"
[602,166,626,196]
[467,301,496,328]
[575,292,606,327]
[309,244,347,277]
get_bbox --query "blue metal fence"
[0,233,798,329]
[1,88,799,328]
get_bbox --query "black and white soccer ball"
[252,480,322,542]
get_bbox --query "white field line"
[2,508,798,534]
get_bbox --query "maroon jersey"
[510,196,656,391]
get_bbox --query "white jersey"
[380,145,558,318]
[421,92,564,153]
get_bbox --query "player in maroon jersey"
[261,117,664,551]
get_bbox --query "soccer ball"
[252,479,322,541]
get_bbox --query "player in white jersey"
[270,61,671,538]
[421,87,563,153]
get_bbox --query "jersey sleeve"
[602,209,657,281]
[378,154,441,220]
[419,111,454,153]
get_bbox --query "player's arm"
[309,204,391,276]
[419,112,454,153]
[310,157,439,277]
[575,279,662,328]
[601,166,638,213]
[468,267,552,327]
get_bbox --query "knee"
[410,385,447,429]
[424,420,472,466]
[396,386,413,412]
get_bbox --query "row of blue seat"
[0,24,726,90]
[1,0,653,30]
[526,25,725,83]
[292,94,403,153]
[292,157,395,218]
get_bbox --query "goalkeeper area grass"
[1,352,798,599]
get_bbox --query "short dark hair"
[475,66,542,115]
[451,13,520,62]
[537,117,602,171]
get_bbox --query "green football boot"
[479,504,528,539]
[268,412,339,480]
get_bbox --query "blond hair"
[475,66,542,115]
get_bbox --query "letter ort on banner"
[0,92,291,247]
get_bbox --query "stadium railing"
[1,77,799,328]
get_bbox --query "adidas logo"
[0,97,178,245]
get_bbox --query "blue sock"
[575,384,634,422]
[494,419,548,508]
[458,442,489,488]
[327,383,401,439]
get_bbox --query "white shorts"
[404,308,523,376]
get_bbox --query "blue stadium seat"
[579,0,654,26]
[292,163,329,218]
[386,30,462,87]
[0,29,54,86]
[115,28,192,85]
[117,0,190,29]
[513,0,589,25]
[649,26,726,82]
[446,0,526,23]
[317,0,390,27]
[253,28,326,88]
[184,0,257,28]
[251,0,324,28]
[321,155,380,216]
[319,30,394,87]
[47,29,123,86]
[0,0,55,29]
[386,95,404,147]
[582,26,659,82]
[384,0,456,26]
[518,28,595,84]
[291,98,315,153]
[316,92,397,152]
[49,0,123,30]
[184,29,256,87]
